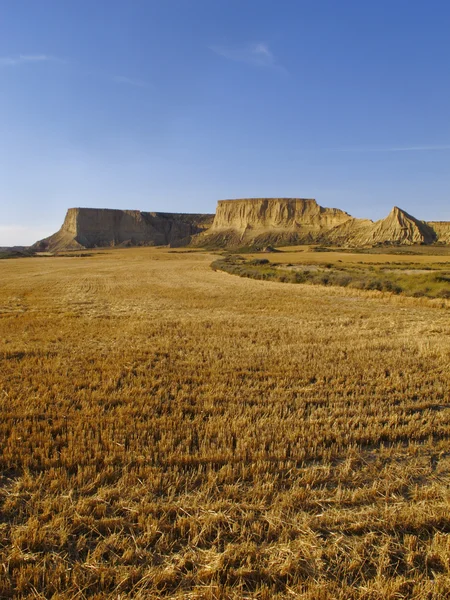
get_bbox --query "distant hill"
[32,200,450,251]
[0,246,33,259]
[0,246,29,252]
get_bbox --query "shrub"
[367,280,383,291]
[294,272,307,284]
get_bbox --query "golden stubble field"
[1,247,450,599]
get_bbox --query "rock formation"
[212,198,352,231]
[327,206,437,246]
[33,208,214,252]
[197,198,353,247]
[33,200,450,251]
[427,221,450,244]
[197,199,442,247]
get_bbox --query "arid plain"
[1,247,450,599]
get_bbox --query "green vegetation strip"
[212,255,450,299]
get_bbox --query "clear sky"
[1,0,450,245]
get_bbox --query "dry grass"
[1,247,450,599]
[247,246,450,265]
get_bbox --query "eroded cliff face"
[197,198,354,246]
[427,222,450,244]
[328,207,437,246]
[368,207,436,245]
[211,198,352,232]
[33,208,214,252]
[199,199,443,247]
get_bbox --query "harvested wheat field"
[1,247,450,599]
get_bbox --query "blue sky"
[1,0,450,245]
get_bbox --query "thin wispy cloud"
[111,75,151,89]
[210,42,286,73]
[0,54,60,67]
[333,145,450,153]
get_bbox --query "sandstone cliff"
[212,198,352,231]
[198,198,353,247]
[327,207,437,246]
[427,221,450,244]
[197,199,443,247]
[33,208,214,252]
[366,207,436,245]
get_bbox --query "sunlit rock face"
[427,221,450,244]
[211,198,352,232]
[201,199,439,247]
